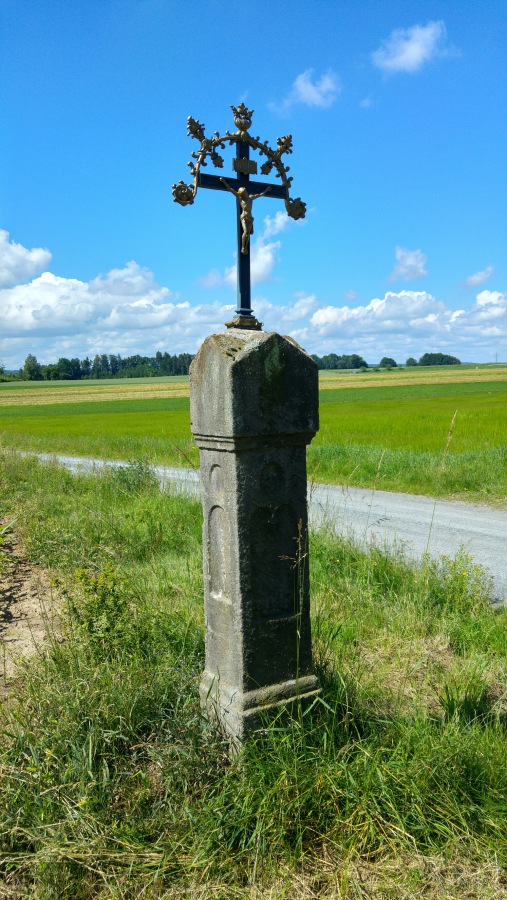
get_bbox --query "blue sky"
[1,0,506,368]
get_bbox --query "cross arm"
[198,172,286,200]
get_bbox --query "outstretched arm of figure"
[219,177,240,198]
[249,187,272,201]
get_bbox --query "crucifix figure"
[220,180,271,255]
[172,103,306,329]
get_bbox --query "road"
[33,454,507,602]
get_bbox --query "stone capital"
[190,329,319,440]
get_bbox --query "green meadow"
[1,453,507,897]
[1,366,506,502]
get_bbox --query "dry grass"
[319,366,507,391]
[0,381,189,407]
[55,853,507,898]
[356,634,456,716]
[3,852,505,898]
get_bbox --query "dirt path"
[0,525,57,699]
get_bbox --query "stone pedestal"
[190,329,320,741]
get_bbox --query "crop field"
[0,375,190,406]
[1,364,506,502]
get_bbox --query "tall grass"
[0,404,198,471]
[1,452,506,897]
[308,442,507,500]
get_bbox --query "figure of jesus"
[220,178,271,254]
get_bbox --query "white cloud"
[89,260,158,296]
[2,237,506,369]
[262,210,292,239]
[291,69,340,107]
[196,269,223,289]
[390,246,427,282]
[476,290,506,308]
[295,289,507,360]
[343,290,358,302]
[463,265,494,288]
[0,255,224,367]
[0,264,176,338]
[0,259,235,367]
[199,209,303,290]
[250,238,282,284]
[372,20,447,74]
[309,291,442,333]
[270,69,340,114]
[243,293,319,330]
[359,97,373,109]
[222,238,282,289]
[0,229,52,287]
[282,292,318,322]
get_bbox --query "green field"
[1,366,506,503]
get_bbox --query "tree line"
[406,353,461,367]
[0,350,462,382]
[310,353,369,370]
[310,352,461,370]
[12,352,195,381]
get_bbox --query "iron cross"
[172,103,306,329]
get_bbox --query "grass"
[1,451,507,897]
[1,366,507,502]
[0,402,199,470]
[313,388,507,501]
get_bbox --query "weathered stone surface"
[190,330,319,439]
[190,329,320,741]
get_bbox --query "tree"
[419,353,461,366]
[69,358,82,380]
[311,353,368,370]
[321,353,341,370]
[23,354,43,381]
[406,357,417,366]
[379,357,397,368]
[54,357,73,379]
[347,354,368,369]
[100,354,110,377]
[42,364,59,380]
[109,354,120,376]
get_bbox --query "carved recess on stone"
[249,503,301,619]
[259,460,285,495]
[208,505,230,604]
[209,463,222,493]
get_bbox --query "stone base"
[225,315,263,330]
[200,671,321,742]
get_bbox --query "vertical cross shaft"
[235,141,253,320]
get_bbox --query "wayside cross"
[172,103,306,329]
